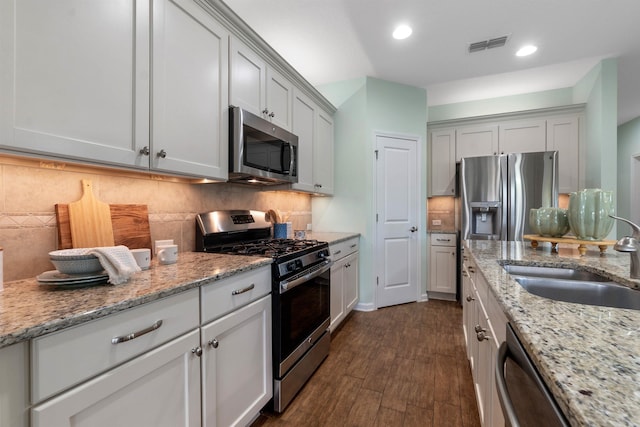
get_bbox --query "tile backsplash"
[0,155,311,281]
[427,196,456,231]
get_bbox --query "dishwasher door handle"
[495,341,519,427]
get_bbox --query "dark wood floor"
[252,300,481,427]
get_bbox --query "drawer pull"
[111,320,163,344]
[334,250,342,255]
[350,244,357,248]
[232,283,255,295]
[436,238,451,242]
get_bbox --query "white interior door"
[375,134,419,308]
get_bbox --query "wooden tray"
[523,234,617,256]
[56,204,152,252]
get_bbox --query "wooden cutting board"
[67,180,115,248]
[56,204,152,251]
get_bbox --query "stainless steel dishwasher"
[496,323,570,427]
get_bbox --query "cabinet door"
[201,295,272,427]
[429,245,457,294]
[0,342,28,427]
[314,110,334,195]
[152,0,229,179]
[229,36,266,117]
[498,119,546,154]
[456,125,498,161]
[429,129,457,196]
[266,67,293,131]
[330,257,346,332]
[547,116,580,193]
[1,0,149,167]
[32,330,201,427]
[344,252,359,312]
[291,89,316,193]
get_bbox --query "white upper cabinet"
[0,0,150,166]
[314,110,334,195]
[1,0,229,180]
[429,129,456,196]
[266,67,293,131]
[229,37,267,115]
[547,116,580,193]
[230,36,293,131]
[291,88,316,193]
[151,0,229,179]
[498,119,546,154]
[456,125,499,161]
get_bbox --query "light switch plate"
[432,219,442,226]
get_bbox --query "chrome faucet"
[610,215,640,279]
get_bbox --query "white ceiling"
[223,0,640,125]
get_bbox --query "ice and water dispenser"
[469,201,501,239]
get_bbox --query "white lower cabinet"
[463,255,507,427]
[32,329,201,427]
[201,294,272,427]
[428,233,457,299]
[329,238,359,332]
[0,342,29,427]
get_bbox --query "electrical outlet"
[432,219,442,226]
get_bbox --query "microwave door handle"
[288,144,295,176]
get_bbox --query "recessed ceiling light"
[392,24,412,40]
[516,45,538,57]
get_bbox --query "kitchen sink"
[503,264,640,310]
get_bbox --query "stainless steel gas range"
[196,210,331,412]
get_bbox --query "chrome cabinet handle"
[466,295,474,302]
[410,226,418,232]
[192,347,202,357]
[350,244,357,248]
[139,146,150,156]
[314,183,323,189]
[157,149,167,158]
[262,108,270,115]
[475,325,486,333]
[231,283,255,295]
[268,112,275,118]
[334,250,342,256]
[209,339,219,349]
[436,238,451,242]
[111,320,163,344]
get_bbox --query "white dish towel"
[86,246,141,285]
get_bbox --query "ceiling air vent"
[468,35,509,53]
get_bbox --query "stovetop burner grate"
[212,238,322,258]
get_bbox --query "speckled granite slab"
[0,252,272,349]
[304,232,359,245]
[464,240,640,427]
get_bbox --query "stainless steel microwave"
[229,106,298,185]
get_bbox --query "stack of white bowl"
[49,249,103,274]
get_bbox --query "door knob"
[410,226,418,232]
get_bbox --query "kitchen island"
[465,240,640,427]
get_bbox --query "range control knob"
[317,249,329,259]
[286,262,296,272]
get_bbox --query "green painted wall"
[428,87,574,122]
[314,77,428,309]
[617,116,640,237]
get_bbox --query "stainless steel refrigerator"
[460,151,558,241]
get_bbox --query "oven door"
[273,261,331,378]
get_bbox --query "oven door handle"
[280,260,333,293]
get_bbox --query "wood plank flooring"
[252,300,481,427]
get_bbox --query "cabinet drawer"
[330,237,359,261]
[31,288,199,403]
[201,266,271,324]
[430,233,456,246]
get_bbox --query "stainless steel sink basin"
[503,265,640,310]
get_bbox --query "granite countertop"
[305,231,359,245]
[464,240,640,427]
[0,252,272,349]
